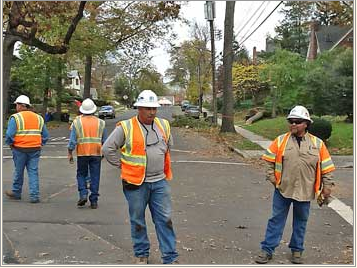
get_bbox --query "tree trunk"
[42,88,49,118]
[41,68,52,117]
[56,59,63,115]
[3,34,18,123]
[83,55,92,99]
[245,111,264,125]
[220,1,236,133]
[198,61,203,112]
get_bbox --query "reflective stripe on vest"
[73,116,105,156]
[154,118,173,180]
[261,132,335,194]
[118,116,172,185]
[12,111,44,148]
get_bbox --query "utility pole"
[204,1,217,125]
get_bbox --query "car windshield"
[100,106,112,111]
[186,105,198,110]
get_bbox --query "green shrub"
[239,99,253,109]
[308,117,332,141]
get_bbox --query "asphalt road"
[2,107,353,265]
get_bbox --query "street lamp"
[204,1,217,125]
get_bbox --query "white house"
[65,70,81,95]
[65,70,98,100]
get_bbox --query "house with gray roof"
[306,22,353,60]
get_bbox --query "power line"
[239,1,283,48]
[238,1,271,45]
[236,1,266,36]
[236,1,255,26]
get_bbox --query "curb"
[227,145,250,159]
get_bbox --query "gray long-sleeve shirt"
[102,120,173,183]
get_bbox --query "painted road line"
[3,156,68,159]
[172,160,249,166]
[2,142,68,148]
[42,183,77,202]
[171,149,197,153]
[328,196,354,226]
[3,156,249,166]
[50,137,67,141]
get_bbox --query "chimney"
[252,46,257,65]
[307,21,319,61]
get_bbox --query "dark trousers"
[76,156,101,203]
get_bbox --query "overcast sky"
[150,1,284,79]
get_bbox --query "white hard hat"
[79,98,97,114]
[14,95,31,106]
[134,90,161,108]
[287,105,313,123]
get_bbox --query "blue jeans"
[76,156,101,203]
[11,149,41,201]
[123,179,178,264]
[261,189,310,255]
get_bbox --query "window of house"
[76,78,79,86]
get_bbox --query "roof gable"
[67,70,80,79]
[316,25,352,52]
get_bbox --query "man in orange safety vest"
[255,105,335,264]
[102,90,179,264]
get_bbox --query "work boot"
[291,251,303,264]
[255,249,272,264]
[135,256,148,264]
[77,197,87,207]
[30,199,40,203]
[5,190,21,200]
[170,259,180,264]
[90,202,98,209]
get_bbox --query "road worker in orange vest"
[67,98,107,209]
[5,95,49,203]
[255,105,335,264]
[102,90,179,264]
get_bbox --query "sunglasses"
[288,119,305,125]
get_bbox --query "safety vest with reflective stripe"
[12,111,44,148]
[262,132,335,194]
[73,115,105,156]
[117,116,172,185]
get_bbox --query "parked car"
[181,100,190,111]
[98,105,115,119]
[184,105,200,119]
